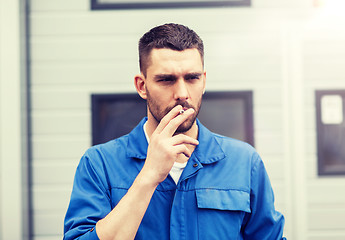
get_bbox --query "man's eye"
[158,78,174,82]
[186,75,200,81]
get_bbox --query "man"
[64,23,285,240]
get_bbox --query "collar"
[126,118,149,159]
[193,119,226,164]
[143,121,150,143]
[126,118,226,164]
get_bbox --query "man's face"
[144,48,206,133]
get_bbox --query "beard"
[146,88,202,134]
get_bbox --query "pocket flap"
[196,189,251,213]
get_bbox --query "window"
[91,0,251,10]
[92,91,254,146]
[316,90,345,175]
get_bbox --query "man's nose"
[173,79,189,101]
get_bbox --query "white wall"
[28,0,345,240]
[302,6,345,239]
[0,0,29,239]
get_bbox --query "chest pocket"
[196,189,251,240]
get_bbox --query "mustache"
[166,101,194,113]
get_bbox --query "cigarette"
[179,109,185,114]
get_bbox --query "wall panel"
[303,11,345,239]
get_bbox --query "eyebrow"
[154,72,202,81]
[184,72,202,79]
[153,74,177,81]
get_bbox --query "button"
[193,163,198,167]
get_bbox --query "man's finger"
[170,134,199,147]
[154,105,183,134]
[161,108,195,137]
[174,144,192,158]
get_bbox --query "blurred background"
[1,0,345,239]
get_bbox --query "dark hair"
[138,23,204,76]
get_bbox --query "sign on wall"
[316,90,345,175]
[91,0,251,10]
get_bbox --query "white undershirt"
[143,122,186,184]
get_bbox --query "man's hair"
[138,23,204,76]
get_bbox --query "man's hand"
[142,105,199,185]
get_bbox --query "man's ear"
[134,73,147,100]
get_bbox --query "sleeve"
[241,154,286,240]
[63,153,112,240]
